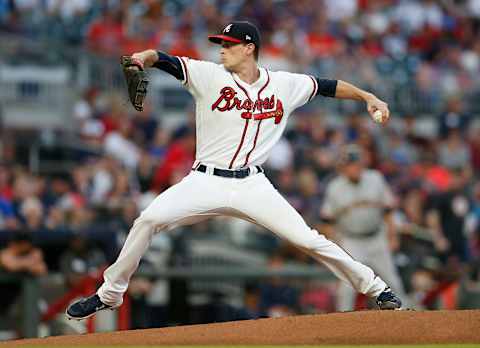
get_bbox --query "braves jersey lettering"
[211,87,284,124]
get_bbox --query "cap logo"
[246,35,251,40]
[223,24,232,33]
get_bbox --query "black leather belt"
[194,164,264,178]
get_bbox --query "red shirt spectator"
[469,129,480,172]
[307,32,341,58]
[86,11,125,55]
[169,29,202,60]
[151,133,195,192]
[100,96,129,136]
[408,25,442,54]
[0,165,13,201]
[410,161,452,192]
[307,16,341,58]
[361,34,384,57]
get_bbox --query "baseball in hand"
[373,110,383,123]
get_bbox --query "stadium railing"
[0,272,40,338]
[2,265,332,338]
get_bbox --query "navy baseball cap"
[340,144,363,164]
[208,21,261,48]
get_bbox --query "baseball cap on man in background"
[339,144,363,164]
[339,144,364,183]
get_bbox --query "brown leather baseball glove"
[120,55,149,112]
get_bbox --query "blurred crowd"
[0,0,480,331]
[1,86,480,326]
[2,0,480,107]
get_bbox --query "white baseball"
[373,110,383,123]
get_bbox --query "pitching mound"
[4,310,480,346]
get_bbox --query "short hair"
[253,45,259,61]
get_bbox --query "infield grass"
[20,345,480,348]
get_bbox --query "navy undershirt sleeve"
[152,51,184,80]
[315,78,337,98]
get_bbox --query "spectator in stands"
[45,0,93,43]
[46,0,92,23]
[86,6,126,55]
[466,182,480,260]
[136,150,155,193]
[42,176,77,211]
[299,280,335,314]
[149,127,170,161]
[122,3,165,54]
[272,168,301,210]
[0,231,47,316]
[0,231,47,275]
[104,118,141,171]
[397,187,431,240]
[110,199,138,242]
[409,265,438,309]
[0,163,12,201]
[310,147,335,181]
[132,102,158,147]
[59,234,106,289]
[412,150,452,193]
[438,95,471,139]
[105,169,135,212]
[265,14,311,71]
[67,205,118,263]
[0,184,17,231]
[19,196,45,233]
[151,127,195,192]
[90,157,116,205]
[45,206,67,231]
[71,166,91,202]
[382,128,419,167]
[100,94,128,135]
[468,126,480,173]
[307,12,343,58]
[259,254,299,317]
[438,129,471,171]
[169,25,202,60]
[295,166,321,225]
[426,168,472,267]
[394,186,436,283]
[73,88,104,150]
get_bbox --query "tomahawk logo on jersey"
[176,57,318,169]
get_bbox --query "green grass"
[20,345,480,348]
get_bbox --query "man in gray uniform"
[321,144,407,311]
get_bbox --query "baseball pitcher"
[67,21,401,320]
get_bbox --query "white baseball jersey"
[177,57,318,169]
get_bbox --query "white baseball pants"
[97,169,387,306]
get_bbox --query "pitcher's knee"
[132,213,161,233]
[291,230,329,250]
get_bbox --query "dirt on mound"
[3,310,480,346]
